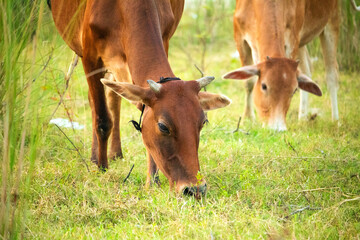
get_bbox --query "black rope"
[158,77,181,83]
[130,76,180,133]
[129,104,145,132]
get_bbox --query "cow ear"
[101,79,153,104]
[222,65,259,80]
[297,74,322,96]
[198,92,231,111]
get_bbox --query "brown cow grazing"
[223,0,341,131]
[50,0,231,197]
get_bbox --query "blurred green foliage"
[338,0,360,70]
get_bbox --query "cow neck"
[130,77,181,133]
[126,43,175,87]
[122,1,175,87]
[254,0,286,60]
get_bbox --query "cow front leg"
[88,92,99,163]
[83,58,112,170]
[236,40,255,130]
[243,77,256,121]
[106,74,123,160]
[106,64,133,159]
[146,154,160,188]
[298,46,312,120]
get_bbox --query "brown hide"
[224,0,339,130]
[50,0,230,196]
[51,0,85,56]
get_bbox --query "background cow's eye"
[261,83,267,91]
[158,123,170,134]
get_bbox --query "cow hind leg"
[320,23,339,121]
[83,58,112,170]
[298,46,312,120]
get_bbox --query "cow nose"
[269,123,287,132]
[268,116,287,131]
[182,183,207,199]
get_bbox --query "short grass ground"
[18,37,360,239]
[8,8,359,239]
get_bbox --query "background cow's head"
[101,77,231,196]
[223,57,322,131]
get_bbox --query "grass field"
[24,27,360,240]
[1,1,360,239]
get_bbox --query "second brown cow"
[223,0,340,131]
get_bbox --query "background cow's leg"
[82,58,112,170]
[298,46,312,120]
[238,41,256,123]
[106,74,123,160]
[146,154,160,187]
[243,77,256,121]
[320,19,339,121]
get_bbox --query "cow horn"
[196,76,215,89]
[147,79,162,93]
[351,0,360,11]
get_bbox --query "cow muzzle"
[268,113,287,131]
[268,121,287,131]
[182,183,207,199]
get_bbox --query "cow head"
[223,57,322,131]
[101,77,231,197]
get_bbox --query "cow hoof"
[90,157,98,164]
[108,151,123,160]
[145,175,161,188]
[154,175,161,187]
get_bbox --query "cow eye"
[158,123,170,134]
[203,119,209,125]
[261,83,267,91]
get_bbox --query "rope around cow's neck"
[129,77,181,133]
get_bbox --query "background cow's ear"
[101,79,153,104]
[297,74,322,96]
[198,92,231,111]
[222,65,259,80]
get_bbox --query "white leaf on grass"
[49,118,85,130]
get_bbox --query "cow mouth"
[182,183,207,199]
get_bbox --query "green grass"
[2,1,360,239]
[23,63,360,239]
[22,30,360,240]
